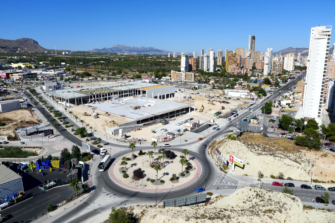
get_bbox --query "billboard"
[215,148,228,165]
[82,142,90,151]
[229,155,244,168]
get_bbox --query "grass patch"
[0,146,37,158]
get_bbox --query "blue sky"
[1,0,334,54]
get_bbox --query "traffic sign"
[229,155,234,162]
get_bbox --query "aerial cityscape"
[1,0,335,223]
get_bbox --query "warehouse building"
[0,100,21,113]
[46,82,176,106]
[0,165,24,199]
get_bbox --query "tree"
[90,126,93,133]
[263,78,272,85]
[274,79,280,88]
[278,172,284,179]
[129,142,136,155]
[162,150,167,163]
[288,127,294,133]
[147,151,153,164]
[82,183,89,192]
[179,158,187,172]
[294,118,305,132]
[323,191,330,203]
[154,165,161,178]
[47,204,56,212]
[282,186,294,195]
[258,88,267,97]
[109,207,134,223]
[121,160,127,169]
[182,149,189,158]
[261,101,272,114]
[279,114,293,130]
[133,168,144,179]
[61,148,71,160]
[71,145,81,159]
[97,138,102,143]
[80,120,84,127]
[306,119,319,130]
[151,141,157,153]
[157,155,163,164]
[70,179,80,197]
[295,136,310,147]
[69,111,73,117]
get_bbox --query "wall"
[0,101,21,112]
[0,178,24,199]
[146,85,175,98]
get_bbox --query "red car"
[272,182,283,187]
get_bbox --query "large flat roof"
[85,97,190,120]
[49,82,160,99]
[0,165,22,185]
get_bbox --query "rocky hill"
[273,47,309,56]
[126,187,335,223]
[0,38,45,53]
[91,44,172,55]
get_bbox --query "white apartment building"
[201,49,204,55]
[168,53,171,58]
[181,54,189,72]
[284,53,295,71]
[193,52,198,59]
[217,50,223,57]
[209,51,215,72]
[173,53,177,58]
[302,25,332,121]
[204,53,209,71]
[263,48,273,75]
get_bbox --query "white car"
[100,148,107,156]
[164,144,171,147]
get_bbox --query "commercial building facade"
[171,70,196,82]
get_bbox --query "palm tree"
[70,179,80,197]
[182,149,189,159]
[74,115,78,123]
[154,165,161,178]
[162,150,167,163]
[151,141,157,153]
[80,120,84,126]
[179,158,187,172]
[147,151,153,164]
[90,126,93,133]
[69,111,73,117]
[157,155,163,165]
[129,142,136,155]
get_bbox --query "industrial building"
[0,165,24,200]
[47,82,176,106]
[0,100,21,113]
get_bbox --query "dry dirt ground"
[208,133,335,184]
[123,187,335,223]
[0,109,41,136]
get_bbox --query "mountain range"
[91,44,174,55]
[0,38,45,53]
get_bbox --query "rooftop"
[85,97,190,120]
[48,82,160,99]
[0,165,22,185]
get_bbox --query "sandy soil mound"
[218,140,313,181]
[128,187,335,223]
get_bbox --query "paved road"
[0,186,73,223]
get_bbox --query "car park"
[315,185,326,190]
[196,187,205,193]
[328,187,335,191]
[284,183,295,187]
[272,182,283,187]
[301,184,312,189]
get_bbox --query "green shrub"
[278,172,284,179]
[150,179,155,183]
[207,192,213,196]
[0,146,37,158]
[97,145,103,148]
[179,172,185,177]
[160,180,165,184]
[270,175,276,179]
[47,204,56,212]
[123,173,129,178]
[186,170,190,174]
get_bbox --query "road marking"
[8,193,61,221]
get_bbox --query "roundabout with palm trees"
[107,145,203,193]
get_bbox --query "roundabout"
[108,149,203,192]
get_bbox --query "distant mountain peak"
[92,44,172,55]
[0,38,45,53]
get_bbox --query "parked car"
[164,144,171,147]
[315,185,326,190]
[272,182,283,187]
[20,141,25,145]
[315,197,326,203]
[324,142,334,147]
[330,148,335,153]
[328,187,335,191]
[216,128,220,131]
[196,187,205,193]
[301,184,312,189]
[332,200,335,205]
[284,183,295,187]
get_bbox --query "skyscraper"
[263,48,273,75]
[297,52,301,62]
[302,26,332,121]
[209,51,215,72]
[199,55,204,70]
[204,53,209,71]
[251,51,261,63]
[189,58,197,71]
[248,35,256,51]
[217,50,223,57]
[193,52,198,59]
[217,56,224,66]
[201,49,204,55]
[208,49,213,54]
[168,53,171,58]
[181,54,189,72]
[283,53,295,71]
[271,55,283,75]
[173,53,177,58]
[235,48,244,58]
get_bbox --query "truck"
[214,111,222,117]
